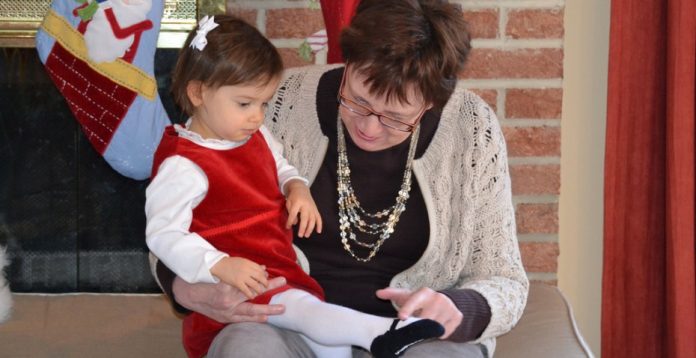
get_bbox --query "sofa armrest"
[495,282,594,357]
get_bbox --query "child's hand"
[284,180,323,238]
[210,257,268,299]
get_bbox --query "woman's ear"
[186,81,204,107]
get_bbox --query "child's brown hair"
[171,15,283,116]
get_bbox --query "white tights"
[267,289,419,358]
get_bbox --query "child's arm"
[210,257,269,299]
[146,155,229,284]
[258,125,322,238]
[259,125,309,195]
[284,179,322,238]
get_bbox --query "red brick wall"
[227,0,564,284]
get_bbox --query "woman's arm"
[153,251,288,321]
[456,95,529,340]
[379,91,526,343]
[438,288,491,341]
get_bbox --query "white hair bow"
[190,15,219,51]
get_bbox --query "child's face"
[188,78,279,142]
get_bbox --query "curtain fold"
[603,0,695,357]
[319,0,358,64]
[664,0,696,356]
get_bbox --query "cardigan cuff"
[438,288,492,342]
[156,259,191,315]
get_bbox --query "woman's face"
[339,67,429,152]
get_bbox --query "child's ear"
[186,81,204,106]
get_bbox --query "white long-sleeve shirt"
[145,123,307,284]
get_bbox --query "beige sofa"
[0,282,592,357]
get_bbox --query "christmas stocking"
[36,0,170,180]
[319,0,359,63]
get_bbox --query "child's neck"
[187,117,221,141]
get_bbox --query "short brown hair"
[340,0,471,109]
[171,15,283,116]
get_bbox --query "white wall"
[559,0,610,356]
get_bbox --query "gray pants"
[208,322,486,358]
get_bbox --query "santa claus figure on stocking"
[79,0,153,63]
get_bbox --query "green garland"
[298,0,321,62]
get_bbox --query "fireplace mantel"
[0,0,225,48]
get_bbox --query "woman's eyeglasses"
[337,68,426,133]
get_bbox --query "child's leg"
[268,288,399,348]
[297,333,352,358]
[267,288,444,356]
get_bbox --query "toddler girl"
[145,15,444,358]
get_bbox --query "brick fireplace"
[0,0,565,293]
[0,0,197,292]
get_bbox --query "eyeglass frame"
[337,67,428,133]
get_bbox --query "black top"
[295,68,438,316]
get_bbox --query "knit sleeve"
[439,288,492,342]
[459,95,529,342]
[155,258,190,314]
[264,65,335,181]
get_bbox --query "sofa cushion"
[495,283,593,357]
[0,293,185,357]
[0,283,591,357]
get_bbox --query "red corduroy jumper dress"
[152,126,325,357]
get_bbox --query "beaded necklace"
[336,116,420,262]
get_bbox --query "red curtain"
[319,0,359,63]
[603,0,695,357]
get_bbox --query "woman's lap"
[351,339,485,358]
[208,322,313,357]
[207,322,485,358]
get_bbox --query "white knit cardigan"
[265,65,529,355]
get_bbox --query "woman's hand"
[376,287,463,339]
[172,275,287,323]
[284,179,323,238]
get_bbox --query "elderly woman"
[153,0,528,357]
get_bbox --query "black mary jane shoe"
[370,319,445,358]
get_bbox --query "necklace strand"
[336,117,420,262]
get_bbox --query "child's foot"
[370,319,445,358]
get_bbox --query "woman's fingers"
[266,276,286,290]
[376,287,411,307]
[377,287,462,338]
[226,301,286,323]
[174,277,288,323]
[394,289,430,320]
